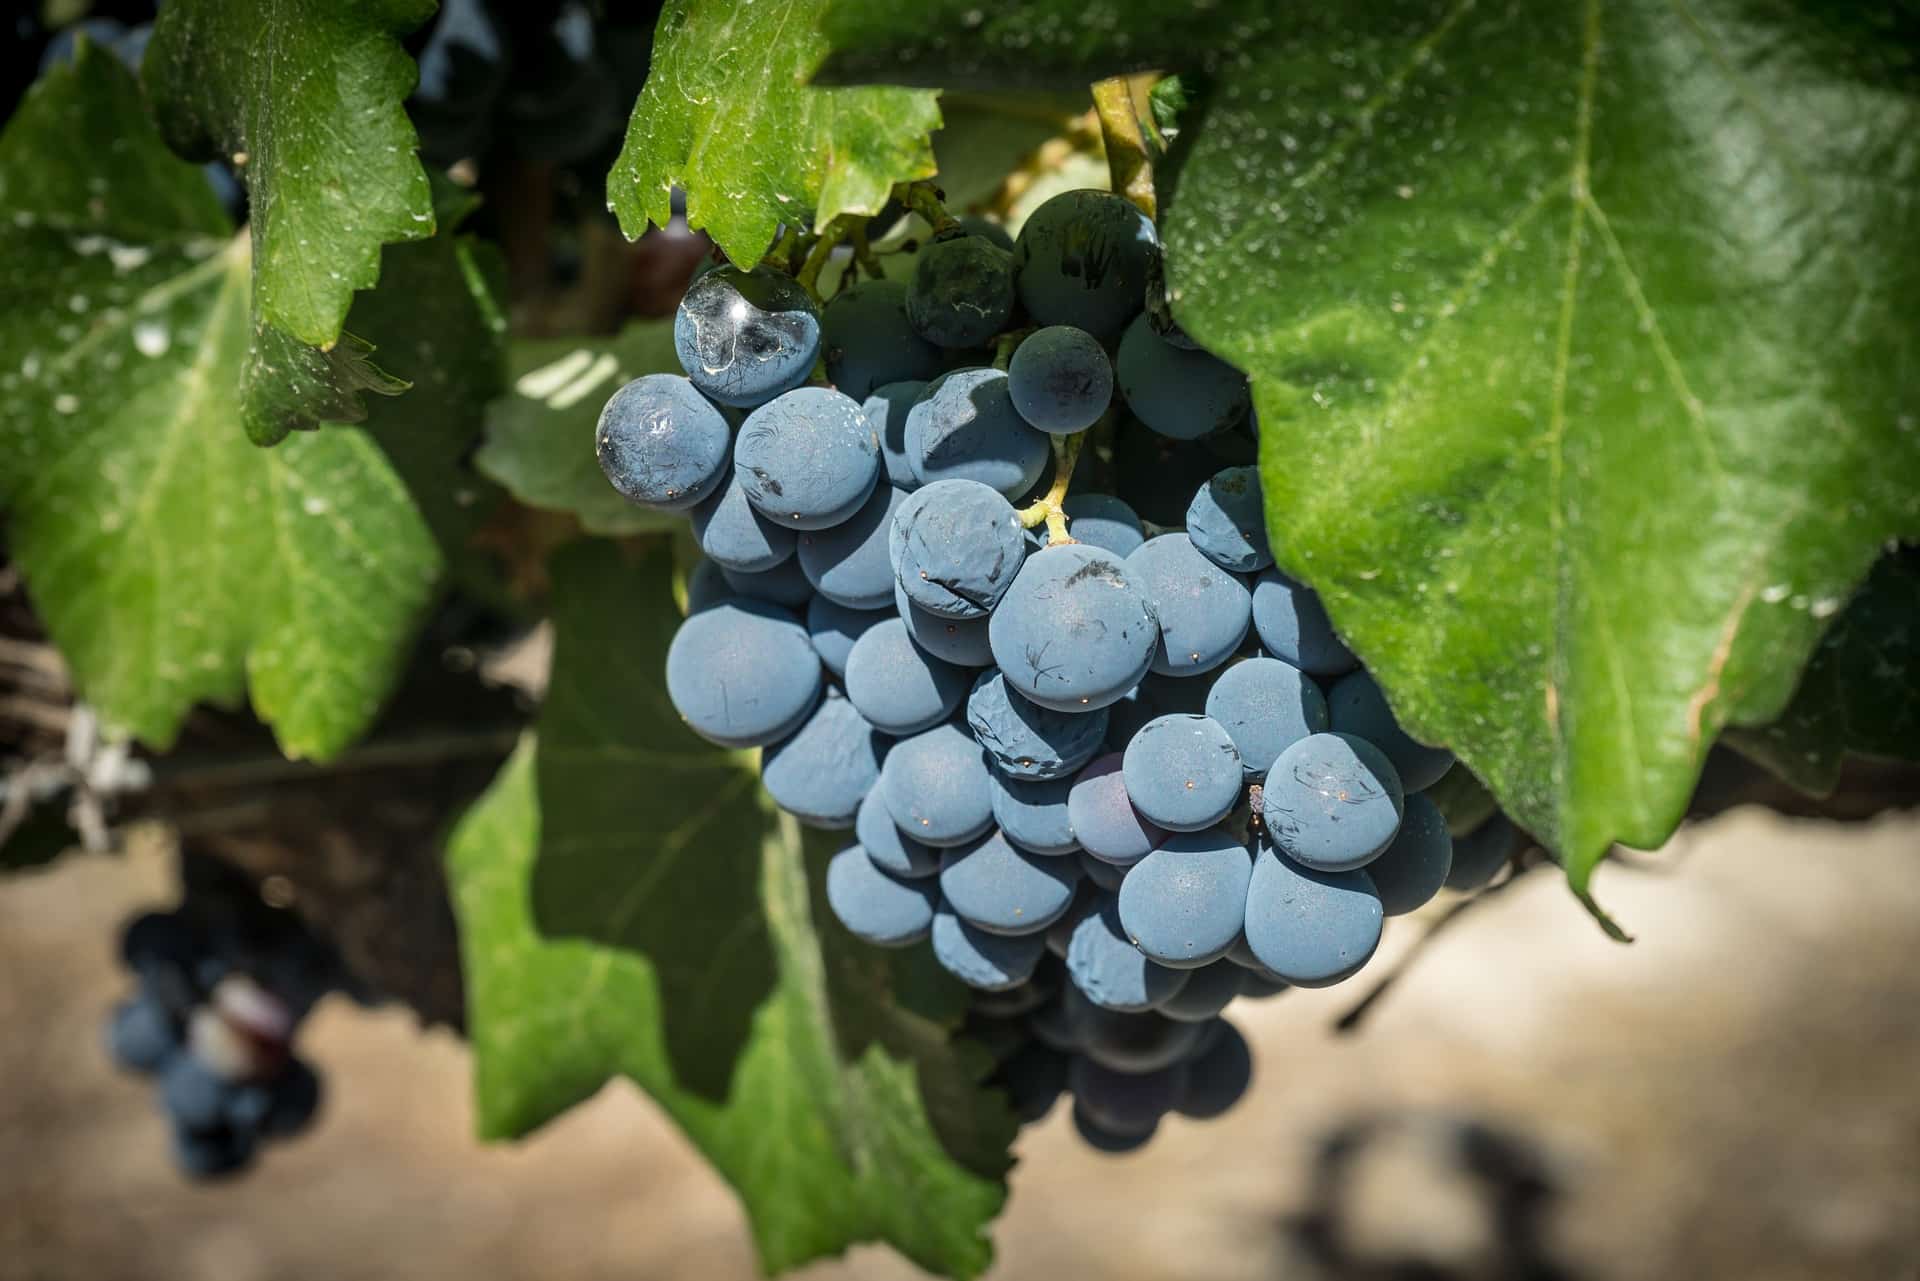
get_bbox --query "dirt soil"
[2,805,1917,1281]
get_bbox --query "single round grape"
[907,233,1016,348]
[1365,792,1453,916]
[718,556,814,609]
[106,995,177,1073]
[894,581,995,667]
[797,483,903,609]
[905,367,1050,498]
[938,829,1082,936]
[1186,466,1273,573]
[1069,1055,1188,1138]
[1126,533,1251,677]
[863,379,926,490]
[1060,492,1145,559]
[989,771,1080,855]
[972,972,1056,1020]
[805,596,887,678]
[1072,1102,1155,1153]
[1008,325,1113,434]
[1120,713,1244,833]
[1118,828,1254,968]
[735,386,881,530]
[826,846,938,947]
[1154,961,1245,1023]
[856,786,940,879]
[1243,842,1383,986]
[1328,669,1457,791]
[595,373,732,510]
[1065,896,1189,1012]
[997,1041,1068,1123]
[1028,995,1085,1053]
[665,599,821,748]
[1115,312,1250,440]
[821,279,943,399]
[685,558,733,613]
[889,478,1027,619]
[161,1054,233,1130]
[845,617,970,735]
[1077,849,1128,892]
[990,544,1160,712]
[1013,189,1159,344]
[1060,983,1204,1073]
[966,669,1109,781]
[761,688,885,829]
[1068,753,1165,867]
[170,1120,255,1179]
[121,911,197,977]
[956,213,1014,251]
[1204,656,1329,778]
[1174,1020,1252,1119]
[1446,813,1517,891]
[880,720,995,847]
[689,468,795,572]
[1250,569,1358,676]
[931,907,1049,990]
[1260,732,1405,871]
[674,264,820,408]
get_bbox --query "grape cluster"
[102,869,337,1179]
[598,188,1485,1151]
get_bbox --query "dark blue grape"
[1250,569,1358,677]
[1065,897,1188,1012]
[595,374,732,511]
[1204,657,1329,778]
[1008,325,1112,434]
[1115,313,1249,440]
[863,379,927,490]
[665,598,821,748]
[1071,1103,1155,1152]
[821,280,943,399]
[685,558,733,613]
[805,596,887,678]
[889,478,1027,619]
[718,556,814,609]
[956,214,1014,252]
[907,234,1016,348]
[105,995,177,1073]
[826,846,939,946]
[856,787,940,880]
[161,1054,234,1131]
[689,468,796,572]
[1118,828,1253,967]
[1120,714,1243,832]
[735,386,880,530]
[1243,842,1383,986]
[1077,850,1128,892]
[938,829,1081,936]
[674,265,820,408]
[1126,533,1251,677]
[1154,961,1245,1023]
[990,544,1160,713]
[761,688,885,829]
[121,912,197,978]
[1328,670,1456,791]
[1173,1020,1252,1119]
[1028,995,1085,1053]
[1445,814,1517,891]
[1067,753,1164,867]
[880,720,995,847]
[1060,492,1145,558]
[989,771,1080,856]
[905,368,1050,497]
[1069,1055,1187,1138]
[1013,189,1159,344]
[845,617,970,735]
[1062,984,1204,1072]
[932,907,1048,990]
[170,1121,255,1179]
[966,669,1109,781]
[997,1041,1068,1122]
[1186,466,1273,573]
[797,483,904,609]
[263,1059,322,1138]
[894,581,995,667]
[1260,732,1404,871]
[1365,792,1453,916]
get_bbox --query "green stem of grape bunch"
[1018,426,1093,544]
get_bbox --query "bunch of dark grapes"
[596,188,1509,1151]
[103,861,341,1178]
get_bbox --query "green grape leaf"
[1725,548,1920,797]
[474,323,687,537]
[609,0,942,267]
[0,49,499,759]
[142,0,436,349]
[448,544,1014,1278]
[820,0,1920,920]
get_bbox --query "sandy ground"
[2,805,1917,1281]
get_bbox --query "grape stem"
[848,222,883,283]
[795,214,859,297]
[895,180,960,238]
[992,326,1037,371]
[1091,77,1156,219]
[1017,424,1096,544]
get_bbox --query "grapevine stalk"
[1091,77,1156,219]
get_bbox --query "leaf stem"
[1091,77,1156,219]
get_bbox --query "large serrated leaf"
[447,542,1014,1278]
[474,324,687,537]
[819,0,1920,919]
[609,0,942,267]
[0,48,498,759]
